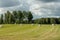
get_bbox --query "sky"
[0,0,60,19]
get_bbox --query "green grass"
[0,24,60,40]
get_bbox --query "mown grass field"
[0,24,60,40]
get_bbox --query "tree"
[12,11,18,23]
[0,14,3,24]
[23,11,28,23]
[27,11,33,23]
[5,11,12,24]
[17,11,24,23]
[50,18,56,24]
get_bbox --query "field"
[0,24,60,40]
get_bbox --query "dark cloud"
[0,0,20,7]
[38,0,60,2]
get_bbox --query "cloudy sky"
[0,0,60,19]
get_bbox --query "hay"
[20,24,22,26]
[52,24,55,26]
[31,24,34,25]
[0,25,3,28]
[38,24,41,27]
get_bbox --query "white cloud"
[0,0,60,19]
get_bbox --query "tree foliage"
[0,10,60,24]
[0,10,33,24]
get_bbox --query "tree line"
[0,10,60,24]
[0,11,33,24]
[34,18,60,24]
